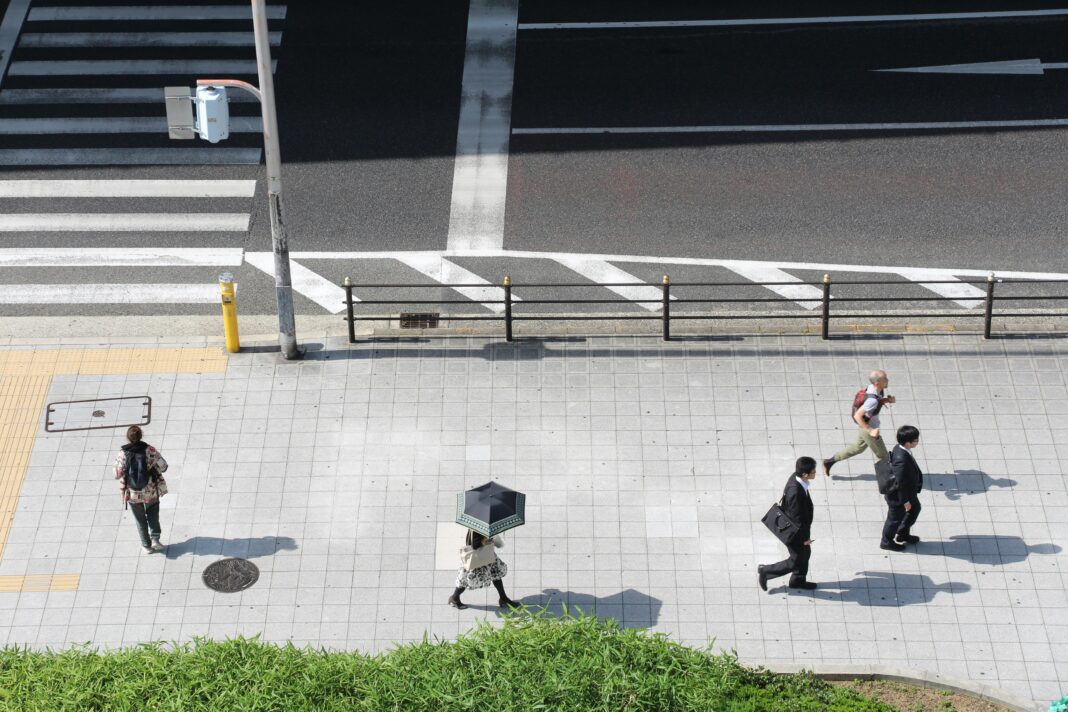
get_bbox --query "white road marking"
[0,87,257,104]
[394,254,517,313]
[514,119,1068,135]
[877,58,1068,75]
[897,268,988,308]
[19,32,282,47]
[28,6,288,21]
[0,248,244,266]
[0,180,256,198]
[446,0,518,252]
[719,262,825,310]
[0,284,220,304]
[244,252,350,314]
[9,60,276,76]
[0,0,31,91]
[519,9,1068,30]
[0,116,262,134]
[0,148,262,165]
[0,214,249,231]
[553,257,671,311]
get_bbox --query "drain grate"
[399,312,440,329]
[202,558,259,593]
[45,396,151,433]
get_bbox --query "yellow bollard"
[219,272,240,353]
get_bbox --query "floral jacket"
[113,443,168,504]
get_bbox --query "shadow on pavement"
[802,571,970,606]
[915,535,1060,566]
[927,469,1017,501]
[165,536,299,560]
[465,588,663,628]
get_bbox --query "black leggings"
[453,579,508,599]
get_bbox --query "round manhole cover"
[202,558,259,593]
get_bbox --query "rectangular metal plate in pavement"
[45,396,151,433]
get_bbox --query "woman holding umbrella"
[449,481,525,610]
[448,529,519,610]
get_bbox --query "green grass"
[0,612,892,711]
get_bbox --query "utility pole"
[250,0,300,360]
[165,0,301,359]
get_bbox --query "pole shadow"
[796,571,971,606]
[165,536,298,560]
[926,470,1017,501]
[914,535,1060,565]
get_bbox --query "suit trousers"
[882,495,921,545]
[762,542,811,582]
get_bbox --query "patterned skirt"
[455,558,508,590]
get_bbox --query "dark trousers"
[882,495,921,544]
[129,500,161,547]
[763,542,811,583]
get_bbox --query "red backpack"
[851,389,888,422]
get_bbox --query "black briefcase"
[761,499,799,546]
[875,456,899,495]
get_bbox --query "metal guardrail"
[341,274,1068,343]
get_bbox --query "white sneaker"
[142,545,153,554]
[150,539,164,552]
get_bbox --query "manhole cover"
[202,558,259,593]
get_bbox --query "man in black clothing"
[881,425,924,552]
[758,457,818,591]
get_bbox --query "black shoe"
[499,598,520,609]
[898,534,920,544]
[789,580,817,590]
[880,541,906,552]
[822,458,835,476]
[448,596,468,610]
[757,565,768,592]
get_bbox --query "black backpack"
[123,443,155,491]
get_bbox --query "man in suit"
[881,425,924,552]
[759,456,818,591]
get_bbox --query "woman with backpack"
[113,425,169,553]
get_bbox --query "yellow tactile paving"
[0,574,80,593]
[0,346,227,591]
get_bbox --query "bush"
[0,612,891,711]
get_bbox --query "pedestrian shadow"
[927,470,1017,501]
[830,471,876,483]
[467,588,663,628]
[165,536,298,560]
[800,571,970,606]
[914,535,1060,565]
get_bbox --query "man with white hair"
[823,369,896,476]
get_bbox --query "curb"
[763,663,1045,712]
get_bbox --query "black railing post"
[821,273,831,340]
[983,272,996,339]
[343,276,356,344]
[504,275,513,342]
[662,275,671,341]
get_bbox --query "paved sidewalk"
[0,333,1065,707]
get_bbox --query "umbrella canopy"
[456,481,526,537]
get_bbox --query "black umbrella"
[455,481,526,537]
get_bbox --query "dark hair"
[897,425,920,445]
[126,425,143,443]
[795,456,817,475]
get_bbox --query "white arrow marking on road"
[553,257,673,311]
[876,58,1068,75]
[0,180,256,198]
[244,252,350,314]
[0,214,249,232]
[897,268,987,308]
[393,254,518,313]
[0,116,262,134]
[0,284,220,304]
[0,248,243,267]
[718,262,825,310]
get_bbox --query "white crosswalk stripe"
[0,284,221,304]
[0,180,256,198]
[19,32,283,48]
[27,6,288,21]
[0,213,250,232]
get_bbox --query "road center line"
[446,0,519,252]
[519,9,1068,30]
[514,120,1068,135]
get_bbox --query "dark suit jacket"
[781,475,814,546]
[888,444,924,504]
